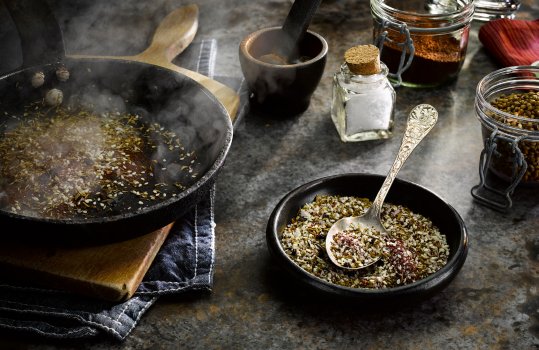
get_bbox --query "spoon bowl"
[326,104,438,270]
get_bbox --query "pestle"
[258,0,322,64]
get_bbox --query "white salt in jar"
[331,45,395,142]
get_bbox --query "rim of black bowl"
[266,173,468,301]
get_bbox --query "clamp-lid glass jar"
[472,66,539,210]
[370,0,474,88]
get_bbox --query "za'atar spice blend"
[280,195,449,289]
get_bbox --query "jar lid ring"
[370,0,474,32]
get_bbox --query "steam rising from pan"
[0,58,230,222]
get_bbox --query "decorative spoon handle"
[369,104,438,219]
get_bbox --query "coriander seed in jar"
[370,0,474,88]
[472,66,539,210]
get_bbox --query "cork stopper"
[344,44,381,75]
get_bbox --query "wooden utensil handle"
[69,4,240,119]
[135,4,199,66]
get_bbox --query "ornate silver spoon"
[325,104,438,270]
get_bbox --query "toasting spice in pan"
[31,72,45,88]
[280,195,449,288]
[55,66,70,82]
[0,101,199,219]
[45,88,64,106]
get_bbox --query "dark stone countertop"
[0,0,538,348]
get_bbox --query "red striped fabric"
[478,18,539,67]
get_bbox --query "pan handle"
[134,5,199,67]
[3,0,65,68]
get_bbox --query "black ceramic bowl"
[266,173,468,303]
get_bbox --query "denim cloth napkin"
[0,187,215,340]
[0,39,246,340]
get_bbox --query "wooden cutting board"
[0,5,239,302]
[0,224,173,302]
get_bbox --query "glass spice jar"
[331,45,395,142]
[473,0,521,22]
[370,0,474,88]
[472,66,539,210]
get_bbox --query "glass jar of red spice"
[471,66,539,210]
[370,0,474,88]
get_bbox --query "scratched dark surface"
[0,0,538,348]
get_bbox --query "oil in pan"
[0,69,202,220]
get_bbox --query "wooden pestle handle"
[281,0,322,60]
